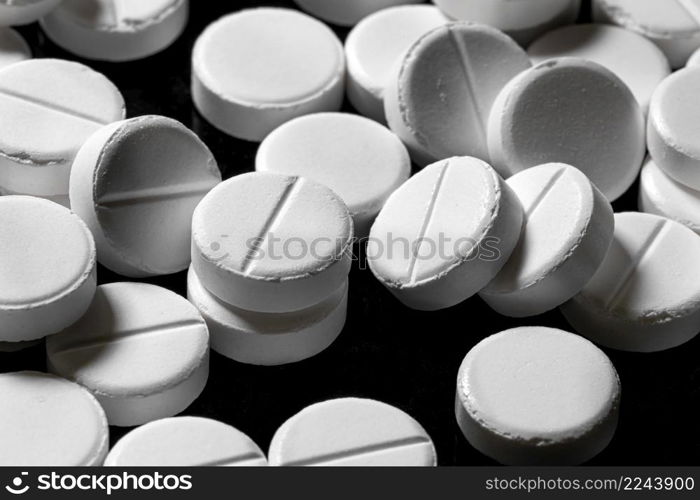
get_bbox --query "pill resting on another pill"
[0,59,125,201]
[105,417,267,466]
[70,115,221,278]
[561,212,700,352]
[385,22,531,166]
[0,371,108,466]
[0,196,96,343]
[368,156,523,311]
[47,283,210,426]
[480,163,614,318]
[192,8,345,142]
[294,0,424,27]
[192,172,353,313]
[269,398,436,466]
[256,112,410,237]
[41,0,189,62]
[187,267,348,366]
[488,58,646,202]
[456,327,620,465]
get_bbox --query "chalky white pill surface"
[105,417,267,466]
[456,327,620,465]
[294,0,423,27]
[0,27,29,69]
[256,113,410,237]
[46,283,210,427]
[528,24,671,113]
[0,0,60,26]
[70,115,221,278]
[488,58,645,202]
[385,22,531,166]
[688,46,700,66]
[593,0,700,68]
[561,212,700,352]
[0,59,125,199]
[41,0,188,62]
[648,67,700,191]
[433,0,581,45]
[480,164,614,317]
[345,5,448,122]
[192,172,353,313]
[639,158,700,235]
[188,267,348,366]
[368,157,523,311]
[192,8,345,142]
[269,398,436,466]
[0,186,69,207]
[0,371,108,466]
[0,196,96,342]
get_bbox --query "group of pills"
[1,0,699,466]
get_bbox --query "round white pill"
[41,0,188,62]
[70,115,221,278]
[561,212,700,352]
[433,0,581,45]
[105,417,267,466]
[188,267,348,366]
[0,27,29,69]
[456,327,620,465]
[345,5,448,122]
[488,58,646,202]
[528,24,671,113]
[0,59,125,200]
[368,156,523,311]
[269,398,436,466]
[46,283,210,427]
[0,196,96,343]
[0,0,60,26]
[192,8,345,142]
[639,157,700,236]
[593,0,700,68]
[256,113,410,237]
[385,22,531,166]
[0,371,108,466]
[648,67,700,191]
[192,172,353,314]
[480,164,614,317]
[294,0,423,27]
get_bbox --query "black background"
[3,0,700,466]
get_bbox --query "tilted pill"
[0,59,125,202]
[0,196,96,343]
[0,371,108,466]
[561,212,700,352]
[480,164,614,318]
[368,156,523,311]
[0,26,29,69]
[344,5,448,122]
[593,0,700,68]
[192,8,345,142]
[294,0,423,27]
[41,0,189,62]
[385,22,531,166]
[187,267,348,366]
[648,67,700,191]
[269,398,436,466]
[639,157,700,236]
[0,0,60,26]
[456,327,620,465]
[528,23,671,113]
[256,112,410,237]
[105,417,267,467]
[69,115,221,278]
[488,58,646,202]
[192,172,353,313]
[47,283,210,426]
[433,0,581,45]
